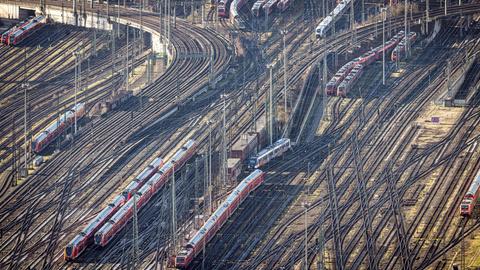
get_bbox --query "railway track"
[0,1,233,269]
[190,4,480,269]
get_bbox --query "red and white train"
[263,0,279,15]
[94,140,197,247]
[64,195,125,260]
[337,64,363,97]
[122,157,164,199]
[460,169,480,217]
[32,103,86,153]
[276,0,292,12]
[1,15,46,46]
[218,0,232,17]
[1,18,29,44]
[251,0,267,17]
[170,169,266,268]
[64,156,164,260]
[391,32,417,62]
[230,0,246,26]
[325,31,407,96]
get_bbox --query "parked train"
[64,156,164,260]
[31,103,86,153]
[1,15,46,46]
[391,32,417,62]
[315,0,351,38]
[171,169,266,268]
[325,30,406,96]
[94,140,197,247]
[247,138,291,169]
[252,0,291,17]
[251,0,267,17]
[460,169,480,217]
[230,0,247,27]
[218,0,232,17]
[1,18,30,44]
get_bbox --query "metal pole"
[23,84,28,175]
[222,95,227,187]
[132,194,139,269]
[172,164,177,254]
[304,203,308,269]
[126,24,129,92]
[269,66,273,145]
[382,8,386,85]
[117,2,120,38]
[444,0,447,15]
[74,52,78,134]
[208,124,212,214]
[405,0,409,57]
[283,31,288,126]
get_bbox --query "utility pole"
[208,123,213,214]
[269,65,274,145]
[362,0,365,23]
[73,0,78,26]
[126,24,130,92]
[222,94,227,187]
[405,0,409,57]
[171,164,177,254]
[304,201,309,270]
[447,60,452,97]
[209,44,214,88]
[73,51,78,134]
[132,194,139,269]
[140,0,144,56]
[117,2,120,38]
[282,30,288,126]
[350,0,356,46]
[22,83,29,176]
[382,7,386,85]
[323,38,328,121]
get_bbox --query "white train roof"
[467,170,480,196]
[187,170,263,247]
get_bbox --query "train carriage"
[122,157,163,199]
[94,140,197,247]
[64,194,125,260]
[247,138,290,169]
[460,169,480,217]
[172,169,265,268]
[32,103,85,153]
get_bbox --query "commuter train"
[94,140,197,247]
[391,32,417,62]
[171,169,266,268]
[326,30,406,96]
[251,0,267,17]
[263,0,279,15]
[31,103,86,153]
[247,138,291,169]
[460,169,480,217]
[230,0,247,28]
[218,0,232,17]
[64,195,125,260]
[315,0,351,38]
[252,0,290,16]
[1,18,30,44]
[1,15,46,46]
[276,0,292,12]
[64,156,164,260]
